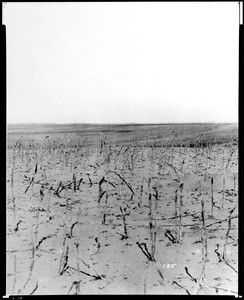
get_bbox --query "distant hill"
[7,123,238,148]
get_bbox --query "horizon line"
[7,121,238,125]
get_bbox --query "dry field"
[6,123,238,295]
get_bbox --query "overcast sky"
[4,2,239,124]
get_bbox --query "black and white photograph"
[4,2,240,295]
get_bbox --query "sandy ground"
[6,143,238,295]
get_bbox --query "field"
[6,123,238,295]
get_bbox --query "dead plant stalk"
[148,179,157,260]
[211,177,214,214]
[196,195,208,294]
[223,203,237,260]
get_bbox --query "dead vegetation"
[6,123,238,295]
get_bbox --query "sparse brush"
[222,176,225,209]
[75,242,81,294]
[65,183,69,223]
[77,177,83,190]
[100,139,103,154]
[18,219,36,294]
[73,173,76,192]
[201,198,208,262]
[148,177,151,196]
[29,281,39,295]
[165,229,176,243]
[178,183,184,242]
[13,220,22,234]
[68,280,82,295]
[211,177,214,214]
[225,147,237,172]
[70,159,73,173]
[136,242,155,261]
[215,243,237,273]
[196,237,207,294]
[102,179,109,225]
[223,203,237,260]
[119,206,129,239]
[164,161,180,181]
[179,182,184,206]
[46,186,52,220]
[60,244,69,276]
[139,177,144,207]
[24,175,34,195]
[153,183,159,211]
[54,181,62,197]
[185,266,197,283]
[95,236,101,254]
[116,144,124,156]
[58,234,69,275]
[34,192,41,246]
[98,177,105,205]
[70,246,105,280]
[173,183,184,243]
[172,281,191,295]
[174,189,179,242]
[110,170,134,195]
[40,185,44,202]
[233,174,236,192]
[180,159,185,173]
[148,192,157,260]
[196,195,208,294]
[68,221,78,238]
[137,179,158,261]
[35,234,55,250]
[65,151,69,167]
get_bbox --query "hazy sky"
[4,2,239,124]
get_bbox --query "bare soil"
[6,123,238,295]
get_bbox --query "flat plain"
[6,123,238,295]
